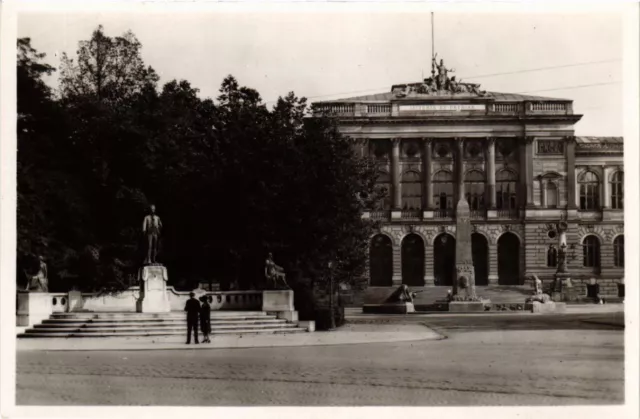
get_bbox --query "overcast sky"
[18,11,623,136]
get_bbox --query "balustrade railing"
[494,103,520,113]
[401,209,422,220]
[434,208,454,218]
[496,208,519,218]
[370,210,391,221]
[470,209,487,219]
[314,104,355,115]
[366,104,391,114]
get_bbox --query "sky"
[18,11,623,136]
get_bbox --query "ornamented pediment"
[392,58,487,98]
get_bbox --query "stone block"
[275,310,299,322]
[17,292,53,327]
[448,301,486,312]
[298,320,316,332]
[262,290,294,312]
[136,265,170,313]
[68,290,84,312]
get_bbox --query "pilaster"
[423,138,433,210]
[391,138,402,210]
[486,137,496,209]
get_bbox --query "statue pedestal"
[17,291,53,327]
[552,273,579,302]
[136,265,170,313]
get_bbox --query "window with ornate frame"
[464,169,485,210]
[401,170,422,210]
[496,169,518,210]
[374,171,392,210]
[582,235,601,269]
[610,171,624,210]
[545,181,559,208]
[579,171,600,210]
[433,170,454,210]
[614,235,624,268]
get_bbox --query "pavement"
[16,323,444,352]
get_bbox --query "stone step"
[49,311,268,319]
[18,327,308,338]
[38,319,285,327]
[25,323,299,334]
[42,316,276,324]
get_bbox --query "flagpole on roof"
[431,12,436,78]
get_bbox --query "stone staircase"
[18,311,308,338]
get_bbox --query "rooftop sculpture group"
[394,56,487,97]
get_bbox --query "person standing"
[184,292,200,344]
[199,296,211,343]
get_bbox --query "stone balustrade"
[312,100,572,117]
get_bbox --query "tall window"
[374,171,391,210]
[547,246,558,267]
[582,235,601,269]
[496,169,518,210]
[465,170,485,210]
[401,170,422,210]
[545,182,558,208]
[579,171,600,210]
[610,171,624,209]
[614,235,624,267]
[433,170,453,210]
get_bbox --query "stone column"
[523,136,535,206]
[391,138,402,209]
[486,137,496,208]
[456,137,465,201]
[602,166,611,209]
[422,138,433,209]
[566,137,577,209]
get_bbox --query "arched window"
[582,235,601,269]
[545,182,558,208]
[374,171,392,210]
[610,171,624,210]
[547,246,558,267]
[579,171,600,210]
[614,235,624,268]
[496,169,518,210]
[465,170,485,210]
[401,170,422,210]
[433,170,453,210]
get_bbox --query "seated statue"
[265,252,289,289]
[24,256,48,292]
[532,274,543,295]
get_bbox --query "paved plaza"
[16,308,624,406]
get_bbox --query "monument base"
[17,292,53,327]
[362,302,415,314]
[262,290,294,311]
[136,265,170,313]
[448,301,488,313]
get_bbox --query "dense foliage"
[17,26,380,294]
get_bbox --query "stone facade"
[313,73,624,295]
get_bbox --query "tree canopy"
[17,27,380,293]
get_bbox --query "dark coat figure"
[184,293,200,344]
[199,296,211,343]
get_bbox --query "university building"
[312,60,624,296]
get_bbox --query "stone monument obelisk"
[448,198,488,312]
[551,221,577,302]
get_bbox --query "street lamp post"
[328,261,335,330]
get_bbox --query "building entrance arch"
[369,234,393,286]
[498,232,520,285]
[471,233,489,285]
[401,234,425,286]
[433,233,455,286]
